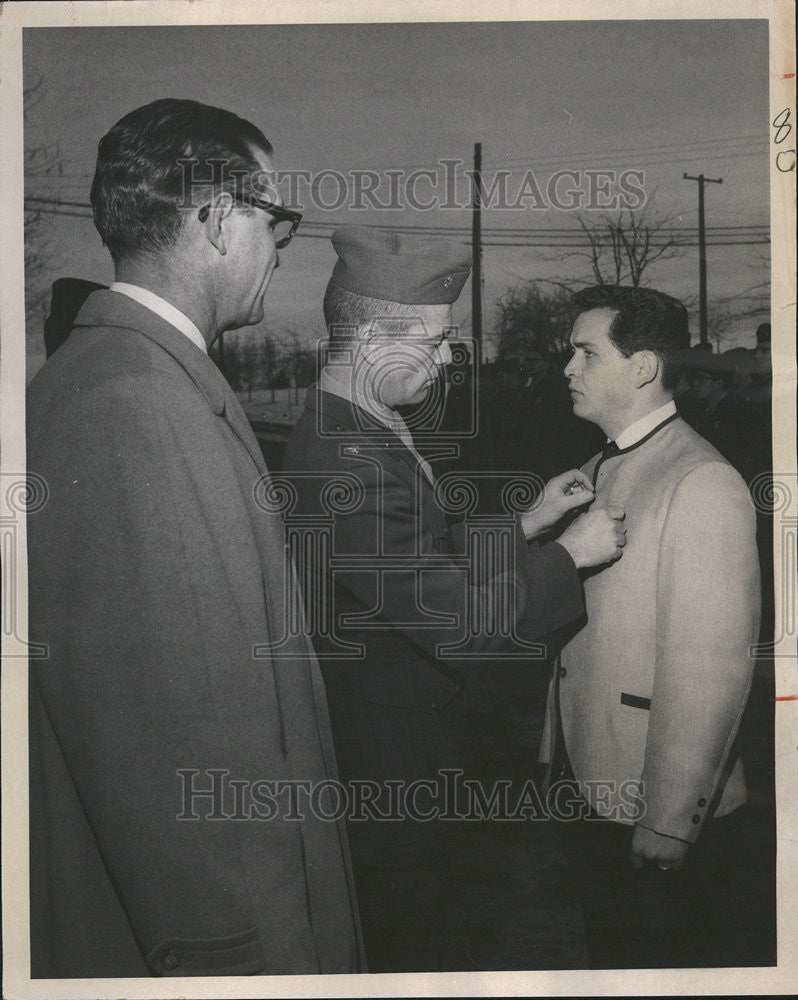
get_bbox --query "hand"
[520,470,595,540]
[557,504,627,569]
[630,825,690,871]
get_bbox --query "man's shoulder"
[27,322,219,460]
[649,420,753,521]
[283,394,340,471]
[32,318,177,387]
[284,389,398,472]
[590,417,749,508]
[662,418,745,483]
[620,416,739,480]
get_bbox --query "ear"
[359,321,385,366]
[200,191,235,256]
[632,350,660,388]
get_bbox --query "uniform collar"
[303,384,435,484]
[319,367,410,439]
[303,382,400,438]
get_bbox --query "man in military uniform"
[283,227,627,970]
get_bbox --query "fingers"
[629,851,685,872]
[563,483,593,498]
[569,469,593,490]
[603,506,627,556]
[557,469,593,492]
[559,489,595,513]
[631,827,690,871]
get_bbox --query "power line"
[23,196,769,234]
[44,132,767,180]
[24,203,770,247]
[319,131,767,174]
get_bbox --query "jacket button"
[691,814,701,824]
[697,797,707,807]
[559,666,567,678]
[162,952,180,970]
[430,700,439,711]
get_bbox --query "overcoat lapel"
[73,290,267,473]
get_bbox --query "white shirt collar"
[110,282,207,354]
[614,400,677,450]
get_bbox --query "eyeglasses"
[198,195,302,249]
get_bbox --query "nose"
[434,340,453,367]
[563,354,577,379]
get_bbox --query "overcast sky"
[23,19,770,376]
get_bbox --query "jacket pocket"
[620,692,651,710]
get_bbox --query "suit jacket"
[540,415,760,842]
[281,386,584,797]
[27,291,363,977]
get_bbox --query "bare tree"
[536,202,686,290]
[281,328,317,404]
[706,309,739,354]
[708,294,771,353]
[492,282,574,359]
[704,244,770,352]
[260,334,281,403]
[24,78,63,326]
[238,335,263,402]
[576,205,685,287]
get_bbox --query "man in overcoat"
[27,99,363,978]
[540,284,761,967]
[282,226,628,970]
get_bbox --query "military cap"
[330,225,472,304]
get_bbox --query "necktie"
[593,440,620,488]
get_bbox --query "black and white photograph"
[1,1,796,997]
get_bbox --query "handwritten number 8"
[772,108,792,144]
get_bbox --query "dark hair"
[90,98,273,262]
[573,285,690,391]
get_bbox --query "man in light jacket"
[540,284,761,968]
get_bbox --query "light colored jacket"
[540,416,760,842]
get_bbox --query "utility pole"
[471,142,483,367]
[683,172,723,345]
